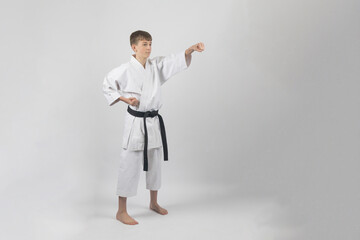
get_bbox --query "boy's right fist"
[127,97,140,107]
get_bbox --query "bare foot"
[150,203,168,215]
[116,211,139,225]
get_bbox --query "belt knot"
[144,110,158,118]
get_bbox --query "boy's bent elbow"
[185,52,192,68]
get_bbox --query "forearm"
[110,96,128,106]
[185,47,194,56]
[119,96,128,103]
[185,47,193,67]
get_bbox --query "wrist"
[119,96,129,104]
[186,48,194,55]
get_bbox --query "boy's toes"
[150,204,168,215]
[116,212,139,225]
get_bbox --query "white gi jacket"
[103,50,191,150]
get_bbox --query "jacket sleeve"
[155,50,191,85]
[102,71,124,106]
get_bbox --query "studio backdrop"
[0,0,359,239]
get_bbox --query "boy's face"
[132,39,152,59]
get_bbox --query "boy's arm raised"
[155,42,204,85]
[185,42,205,66]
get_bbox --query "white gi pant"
[116,146,163,197]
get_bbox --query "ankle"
[117,210,128,214]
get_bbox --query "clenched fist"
[185,42,205,57]
[191,42,205,52]
[127,97,140,107]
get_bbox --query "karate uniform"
[103,50,191,197]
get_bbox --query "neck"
[133,54,147,68]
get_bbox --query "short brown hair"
[130,30,152,46]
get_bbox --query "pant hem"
[116,191,137,198]
[146,186,161,191]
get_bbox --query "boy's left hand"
[190,42,205,52]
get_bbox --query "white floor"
[2,175,358,240]
[75,183,300,240]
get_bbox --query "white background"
[1,0,359,239]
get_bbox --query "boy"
[103,30,205,225]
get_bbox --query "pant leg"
[116,148,142,197]
[146,147,163,191]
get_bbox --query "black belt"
[127,106,168,171]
